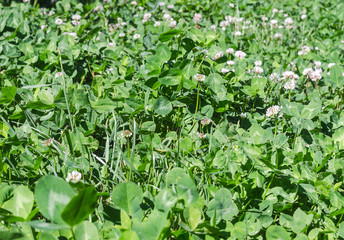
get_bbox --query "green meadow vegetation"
[1,0,344,239]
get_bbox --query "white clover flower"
[254,60,262,66]
[133,33,141,39]
[197,132,206,139]
[221,68,230,74]
[211,25,216,30]
[55,18,63,25]
[193,13,202,24]
[272,8,278,13]
[42,138,53,147]
[284,17,294,25]
[328,63,335,69]
[23,0,30,2]
[66,171,82,183]
[167,4,174,9]
[227,60,235,65]
[240,113,247,118]
[284,80,296,90]
[163,13,171,21]
[341,40,344,44]
[225,16,233,23]
[315,46,319,50]
[226,48,234,54]
[213,51,224,60]
[41,25,46,30]
[301,14,307,20]
[262,16,268,21]
[253,66,263,75]
[201,118,212,126]
[121,130,132,138]
[55,72,63,78]
[298,46,310,56]
[270,19,278,28]
[154,21,161,27]
[159,2,165,6]
[269,73,279,82]
[283,71,298,80]
[68,32,77,38]
[72,14,81,21]
[303,68,313,77]
[72,20,80,26]
[48,10,55,16]
[119,33,125,37]
[193,74,205,82]
[131,1,137,5]
[142,13,152,23]
[274,33,282,39]
[234,50,246,59]
[314,61,321,68]
[93,5,102,12]
[170,19,177,28]
[219,20,229,28]
[108,42,115,47]
[310,69,322,82]
[266,105,280,118]
[229,3,234,8]
[234,31,242,37]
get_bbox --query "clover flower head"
[303,68,313,77]
[284,80,296,90]
[213,51,224,60]
[269,73,279,82]
[254,60,262,67]
[193,13,202,24]
[314,61,321,68]
[55,18,63,25]
[201,118,212,126]
[170,19,177,28]
[142,13,152,23]
[227,60,235,66]
[234,31,242,37]
[66,171,82,183]
[133,33,141,39]
[197,132,206,139]
[226,48,234,54]
[234,50,246,59]
[72,14,81,21]
[298,46,310,56]
[55,72,63,78]
[193,74,205,82]
[221,68,230,74]
[310,69,322,82]
[270,19,278,28]
[328,63,335,69]
[274,33,282,39]
[266,105,280,118]
[253,66,263,75]
[121,130,133,138]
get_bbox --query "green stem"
[274,117,278,139]
[193,82,201,124]
[263,172,275,200]
[127,140,130,159]
[58,49,74,132]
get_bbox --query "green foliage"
[1,0,344,239]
